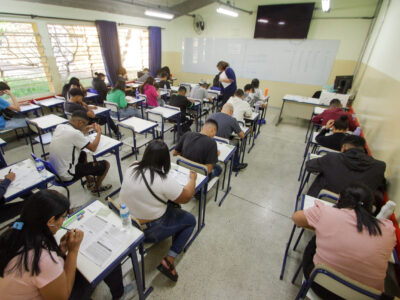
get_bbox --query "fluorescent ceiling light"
[216,7,239,17]
[321,0,330,12]
[144,10,174,19]
[257,19,269,24]
[278,21,285,25]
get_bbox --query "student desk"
[186,99,202,132]
[84,91,99,105]
[55,200,152,300]
[126,96,146,118]
[35,97,66,116]
[146,106,181,141]
[19,103,41,117]
[126,82,141,88]
[275,95,328,126]
[216,141,236,206]
[244,112,260,153]
[85,134,123,198]
[170,163,208,250]
[0,138,6,166]
[304,106,326,143]
[0,158,54,202]
[118,117,158,160]
[91,106,112,137]
[257,95,269,125]
[28,114,69,159]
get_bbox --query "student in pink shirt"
[292,183,396,299]
[0,190,124,300]
[139,76,160,107]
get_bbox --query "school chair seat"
[295,264,383,300]
[104,101,131,122]
[146,110,175,141]
[26,119,52,159]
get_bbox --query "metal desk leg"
[129,248,152,300]
[219,151,234,206]
[201,185,207,228]
[304,112,314,143]
[221,161,228,190]
[106,113,112,137]
[114,147,123,183]
[241,135,248,163]
[280,224,297,280]
[248,121,257,153]
[275,100,286,126]
[184,184,204,252]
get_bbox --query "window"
[118,27,149,79]
[0,22,51,98]
[47,24,105,86]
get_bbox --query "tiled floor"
[4,108,397,299]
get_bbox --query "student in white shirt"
[49,111,111,194]
[245,81,267,109]
[190,80,214,103]
[227,89,252,123]
[119,140,197,282]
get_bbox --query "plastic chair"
[295,264,382,300]
[104,101,130,123]
[146,110,175,141]
[31,153,85,200]
[26,119,53,160]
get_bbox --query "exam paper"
[170,169,189,186]
[219,71,231,89]
[9,162,42,189]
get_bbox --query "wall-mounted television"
[254,3,315,39]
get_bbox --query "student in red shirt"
[312,99,356,131]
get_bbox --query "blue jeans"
[143,205,196,258]
[209,164,222,180]
[111,107,141,119]
[4,118,26,130]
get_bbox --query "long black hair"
[62,77,81,98]
[0,190,70,277]
[139,76,155,94]
[112,80,126,92]
[132,140,170,184]
[336,182,382,236]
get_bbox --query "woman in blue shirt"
[217,61,237,105]
[0,82,25,131]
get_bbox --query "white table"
[30,114,68,130]
[244,112,260,153]
[313,106,326,115]
[147,106,180,119]
[55,200,150,299]
[118,117,158,160]
[126,96,145,105]
[0,158,54,202]
[91,106,110,115]
[19,103,41,116]
[36,98,65,108]
[126,82,141,88]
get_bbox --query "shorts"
[72,152,107,180]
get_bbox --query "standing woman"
[217,61,237,105]
[92,72,108,105]
[120,140,197,282]
[139,77,161,107]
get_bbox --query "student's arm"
[312,113,323,124]
[85,124,102,152]
[205,164,213,174]
[0,173,14,199]
[305,155,326,174]
[174,171,197,204]
[292,211,315,230]
[238,131,245,139]
[86,110,95,119]
[315,127,329,144]
[244,103,252,117]
[4,90,21,112]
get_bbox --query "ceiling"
[15,0,215,19]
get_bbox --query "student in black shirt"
[315,115,349,151]
[170,86,194,133]
[173,119,222,179]
[91,72,108,104]
[158,72,171,90]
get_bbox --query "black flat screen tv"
[254,3,315,39]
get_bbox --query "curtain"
[95,20,121,86]
[148,26,162,77]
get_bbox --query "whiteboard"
[182,38,340,86]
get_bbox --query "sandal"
[91,184,112,194]
[157,257,178,282]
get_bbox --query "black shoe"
[233,163,248,172]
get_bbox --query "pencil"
[61,226,71,231]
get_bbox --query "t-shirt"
[169,95,193,119]
[0,97,11,130]
[49,123,90,181]
[106,89,127,109]
[175,132,218,166]
[120,166,183,220]
[190,85,208,102]
[222,67,237,95]
[158,80,171,90]
[142,84,158,107]
[227,96,252,123]
[304,200,396,291]
[209,112,242,139]
[0,249,64,300]
[64,101,87,114]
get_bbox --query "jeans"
[143,205,196,258]
[69,264,124,300]
[111,107,141,120]
[4,118,26,130]
[209,164,222,180]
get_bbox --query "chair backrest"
[25,119,40,135]
[107,197,143,230]
[30,153,59,177]
[147,111,163,124]
[139,94,148,108]
[176,155,208,176]
[214,136,229,144]
[317,189,339,203]
[87,88,98,94]
[104,101,119,113]
[309,264,381,300]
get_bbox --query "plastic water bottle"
[35,158,46,179]
[120,204,131,228]
[135,88,140,100]
[164,83,167,89]
[376,201,396,219]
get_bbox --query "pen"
[61,226,71,231]
[8,169,11,173]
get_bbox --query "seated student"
[139,77,160,107]
[306,135,386,198]
[209,103,247,172]
[173,119,221,179]
[158,72,171,90]
[156,66,171,80]
[315,115,349,151]
[0,190,125,300]
[0,171,23,224]
[120,140,197,282]
[169,86,194,133]
[136,68,150,82]
[250,79,268,108]
[91,72,108,104]
[227,89,252,123]
[65,88,119,137]
[106,80,141,119]
[62,77,86,101]
[49,111,112,194]
[117,66,128,82]
[292,183,395,298]
[0,82,26,131]
[190,80,214,103]
[312,98,356,131]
